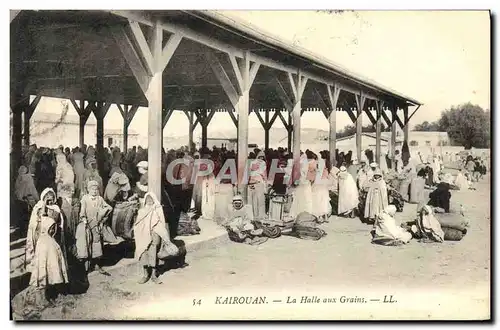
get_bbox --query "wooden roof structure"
[10,10,422,199]
[10,10,421,112]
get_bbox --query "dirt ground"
[13,174,491,320]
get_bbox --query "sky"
[33,10,490,141]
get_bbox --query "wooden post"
[22,96,41,147]
[287,111,292,152]
[188,111,194,152]
[403,105,409,142]
[287,72,308,181]
[355,94,366,162]
[325,85,340,167]
[116,104,138,152]
[71,99,93,150]
[205,50,260,202]
[236,52,251,199]
[264,109,270,151]
[201,110,208,149]
[11,95,26,173]
[122,106,129,152]
[92,101,111,177]
[375,101,383,165]
[112,19,182,199]
[146,22,164,199]
[391,107,397,168]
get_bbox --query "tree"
[336,124,381,139]
[439,103,490,149]
[414,120,441,131]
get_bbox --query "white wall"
[30,122,96,148]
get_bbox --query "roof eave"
[194,10,422,105]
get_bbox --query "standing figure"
[337,166,358,217]
[25,188,65,272]
[289,153,313,218]
[191,152,203,216]
[72,148,86,199]
[76,181,113,275]
[55,152,75,196]
[363,169,388,223]
[201,162,216,221]
[312,158,331,222]
[28,216,69,299]
[398,159,416,202]
[134,192,178,284]
[248,151,267,221]
[82,157,103,196]
[409,169,427,204]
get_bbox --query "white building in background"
[30,112,97,148]
[104,129,140,149]
[335,133,403,156]
[30,112,147,149]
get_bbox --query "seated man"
[225,195,264,243]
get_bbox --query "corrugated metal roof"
[194,10,422,106]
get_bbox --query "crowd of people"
[11,141,489,316]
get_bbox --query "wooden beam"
[364,107,377,126]
[312,88,330,119]
[249,62,260,86]
[108,11,417,106]
[269,109,280,127]
[325,84,340,167]
[393,110,405,130]
[228,54,244,95]
[128,20,155,75]
[160,33,183,72]
[228,110,238,127]
[345,107,357,123]
[272,78,293,111]
[116,104,125,118]
[162,109,174,128]
[355,95,364,161]
[110,25,151,95]
[278,111,289,129]
[287,73,298,101]
[381,109,392,128]
[375,101,382,165]
[206,109,216,125]
[147,20,164,199]
[403,105,409,142]
[127,105,139,126]
[254,110,266,128]
[205,52,239,107]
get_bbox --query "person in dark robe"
[428,182,451,213]
[36,149,56,193]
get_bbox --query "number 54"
[193,299,201,306]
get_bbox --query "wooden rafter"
[228,110,238,127]
[381,109,393,128]
[160,33,183,72]
[254,110,266,128]
[162,109,174,128]
[110,10,421,107]
[272,78,293,111]
[205,52,239,107]
[269,109,280,127]
[228,54,244,95]
[278,111,290,130]
[364,108,377,125]
[92,101,111,120]
[345,107,357,123]
[128,20,155,75]
[110,25,151,95]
